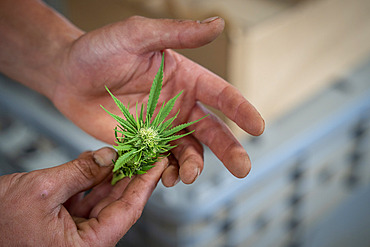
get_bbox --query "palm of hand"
[52,16,264,185]
[0,148,167,247]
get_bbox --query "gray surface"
[1,58,370,246]
[304,185,370,247]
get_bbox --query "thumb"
[50,147,117,203]
[122,16,225,53]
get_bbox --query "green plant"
[101,53,207,185]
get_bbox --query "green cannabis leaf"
[101,53,207,185]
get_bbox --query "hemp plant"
[101,53,207,185]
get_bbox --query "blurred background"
[1,0,370,246]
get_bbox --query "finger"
[88,176,132,218]
[171,55,265,136]
[77,150,94,159]
[78,158,168,246]
[161,154,180,187]
[169,133,204,184]
[122,16,225,53]
[198,73,265,136]
[64,150,105,212]
[189,103,251,178]
[64,191,84,212]
[46,147,117,203]
[67,175,114,218]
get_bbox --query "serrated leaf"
[101,105,137,133]
[156,144,176,153]
[151,101,165,127]
[141,164,155,171]
[113,150,136,172]
[161,130,195,142]
[146,53,164,123]
[111,172,126,185]
[113,144,133,152]
[134,151,142,163]
[162,115,208,138]
[135,102,141,130]
[102,53,209,185]
[121,136,139,146]
[153,91,182,128]
[139,103,145,124]
[114,126,120,140]
[104,86,137,129]
[158,110,180,133]
[114,128,135,137]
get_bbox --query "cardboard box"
[66,0,370,138]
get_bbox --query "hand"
[51,16,265,187]
[0,147,168,246]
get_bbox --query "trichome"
[101,53,206,185]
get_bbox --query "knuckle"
[77,150,92,159]
[71,158,99,182]
[129,205,143,225]
[126,15,145,22]
[117,186,148,225]
[120,198,143,225]
[17,171,54,200]
[132,208,143,224]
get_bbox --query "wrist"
[38,25,85,100]
[0,0,84,99]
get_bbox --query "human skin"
[0,0,264,185]
[0,0,265,245]
[0,147,169,246]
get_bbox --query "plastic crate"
[120,59,370,247]
[1,60,370,247]
[0,75,106,162]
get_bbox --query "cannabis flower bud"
[101,53,207,185]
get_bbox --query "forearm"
[0,0,83,98]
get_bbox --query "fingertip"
[224,147,251,179]
[233,157,251,178]
[93,147,117,167]
[198,16,225,44]
[200,16,225,31]
[160,157,170,168]
[258,117,266,136]
[162,168,180,188]
[133,16,225,52]
[161,158,180,187]
[180,163,201,184]
[152,157,169,174]
[251,115,266,136]
[235,100,265,136]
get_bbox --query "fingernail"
[159,157,170,168]
[173,176,181,186]
[201,16,220,24]
[193,167,200,182]
[93,147,117,167]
